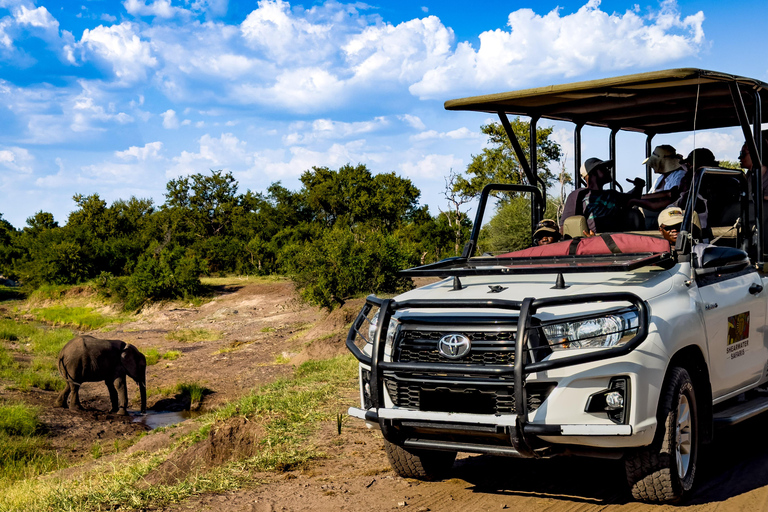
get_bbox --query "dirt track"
[11,280,768,510]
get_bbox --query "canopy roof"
[444,69,768,134]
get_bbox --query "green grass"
[176,382,209,403]
[199,275,285,286]
[163,350,181,361]
[165,329,220,343]
[0,403,66,486]
[0,320,70,391]
[145,348,183,366]
[29,307,126,330]
[0,355,358,512]
[0,285,24,302]
[260,326,275,333]
[0,403,42,437]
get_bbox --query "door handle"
[749,283,763,295]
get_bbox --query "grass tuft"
[165,329,220,343]
[30,306,126,330]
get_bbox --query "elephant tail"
[58,355,74,383]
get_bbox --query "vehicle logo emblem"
[438,334,471,359]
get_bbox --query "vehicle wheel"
[625,367,699,502]
[383,440,456,480]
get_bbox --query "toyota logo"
[438,334,471,359]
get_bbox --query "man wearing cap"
[658,206,701,245]
[532,219,561,246]
[560,157,645,234]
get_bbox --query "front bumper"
[346,293,649,457]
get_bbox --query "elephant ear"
[121,344,146,380]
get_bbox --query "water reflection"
[131,410,202,429]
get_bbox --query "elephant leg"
[55,385,70,408]
[68,382,83,410]
[114,376,128,415]
[105,379,119,413]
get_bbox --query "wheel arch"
[667,345,713,444]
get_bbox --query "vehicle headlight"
[541,309,639,350]
[367,311,399,354]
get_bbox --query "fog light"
[605,391,624,410]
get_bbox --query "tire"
[625,367,699,503]
[383,440,457,480]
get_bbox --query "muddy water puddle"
[132,410,202,429]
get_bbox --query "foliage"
[477,196,536,254]
[165,328,220,343]
[454,119,562,197]
[281,226,413,309]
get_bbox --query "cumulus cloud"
[0,146,33,173]
[400,153,465,180]
[168,133,254,177]
[79,22,157,84]
[161,109,179,128]
[677,129,743,162]
[411,127,480,142]
[123,0,188,19]
[283,116,391,145]
[116,141,164,160]
[410,0,705,98]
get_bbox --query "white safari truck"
[346,69,768,502]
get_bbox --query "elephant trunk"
[139,380,147,414]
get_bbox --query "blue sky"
[0,0,766,228]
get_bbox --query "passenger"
[739,133,768,200]
[635,145,688,227]
[657,206,701,245]
[559,157,645,234]
[646,145,687,193]
[532,219,561,246]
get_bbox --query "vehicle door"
[699,267,767,398]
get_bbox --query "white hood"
[393,266,679,319]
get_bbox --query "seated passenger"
[532,219,561,246]
[646,144,687,194]
[658,206,701,245]
[635,145,687,227]
[559,158,644,234]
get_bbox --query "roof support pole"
[609,128,619,191]
[645,134,654,192]
[729,82,763,264]
[529,116,547,220]
[498,112,535,186]
[754,90,763,266]
[574,123,584,187]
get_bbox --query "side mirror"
[694,246,750,275]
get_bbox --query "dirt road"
[13,279,768,510]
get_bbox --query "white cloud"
[115,141,164,161]
[123,0,187,19]
[161,109,179,129]
[410,0,706,98]
[677,129,743,161]
[398,114,426,130]
[283,116,390,145]
[14,5,58,30]
[400,153,464,180]
[79,22,157,84]
[411,127,480,142]
[0,146,33,173]
[168,133,253,177]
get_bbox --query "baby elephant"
[55,335,147,415]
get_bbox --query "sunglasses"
[660,223,682,231]
[536,219,557,229]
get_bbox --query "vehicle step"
[713,396,768,427]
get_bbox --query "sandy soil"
[7,279,768,511]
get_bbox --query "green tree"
[455,119,562,198]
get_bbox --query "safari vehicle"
[345,69,768,502]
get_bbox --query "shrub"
[281,226,413,309]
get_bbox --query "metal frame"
[461,183,543,258]
[346,292,649,454]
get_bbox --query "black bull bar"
[345,292,649,455]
